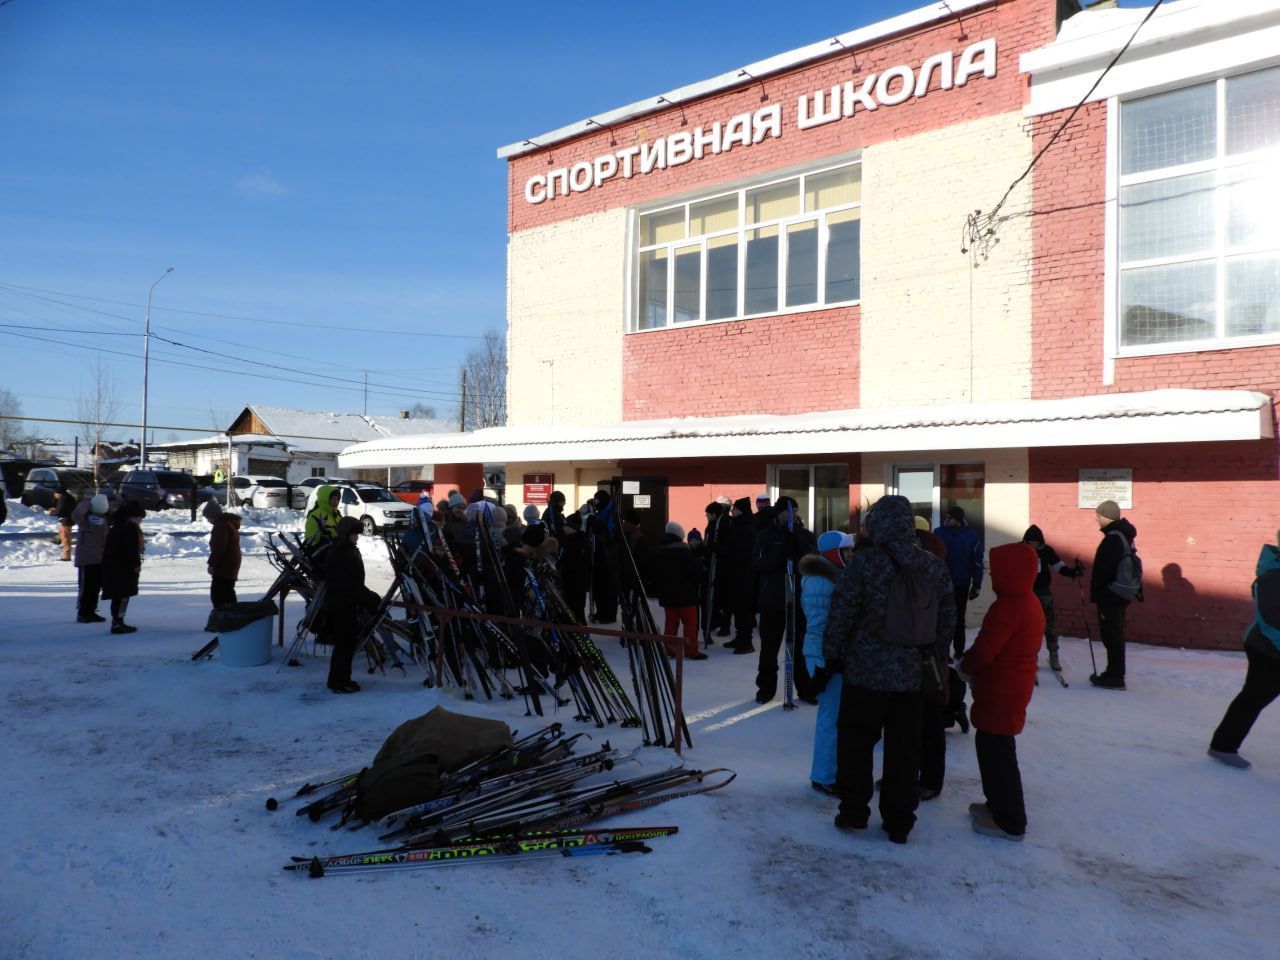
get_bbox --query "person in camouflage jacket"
[821,494,955,842]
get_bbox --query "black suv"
[116,469,198,510]
[20,467,97,508]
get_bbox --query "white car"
[230,474,290,509]
[291,476,345,509]
[305,483,413,535]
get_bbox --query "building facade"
[343,0,1280,648]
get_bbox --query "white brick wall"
[507,209,627,427]
[861,110,1034,408]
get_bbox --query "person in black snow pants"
[1207,531,1280,769]
[1089,500,1138,690]
[752,496,817,704]
[101,501,146,634]
[321,516,381,694]
[934,505,983,658]
[1022,525,1084,672]
[722,497,758,654]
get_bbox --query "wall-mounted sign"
[621,480,641,495]
[523,473,554,505]
[633,494,651,509]
[1078,469,1132,510]
[522,38,996,204]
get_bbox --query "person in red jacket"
[958,542,1045,841]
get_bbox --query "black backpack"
[1106,531,1144,602]
[879,545,940,648]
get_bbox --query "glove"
[809,666,831,693]
[968,583,980,601]
[1070,559,1085,578]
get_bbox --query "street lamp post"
[140,267,173,467]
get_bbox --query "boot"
[1049,650,1062,672]
[110,619,137,634]
[955,702,970,734]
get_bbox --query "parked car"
[240,475,291,509]
[306,483,413,534]
[116,469,198,510]
[20,467,98,508]
[3,459,57,499]
[292,476,348,509]
[391,479,436,506]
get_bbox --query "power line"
[0,413,459,445]
[0,280,489,338]
[964,0,1165,254]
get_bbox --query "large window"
[635,163,861,331]
[769,463,850,533]
[1118,66,1280,349]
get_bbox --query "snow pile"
[1,552,1277,959]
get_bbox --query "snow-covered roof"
[337,389,1273,468]
[244,405,455,455]
[496,0,991,159]
[147,434,286,451]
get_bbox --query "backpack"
[879,545,940,647]
[1106,531,1144,602]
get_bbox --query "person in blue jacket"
[801,531,852,795]
[934,506,984,657]
[1208,532,1280,769]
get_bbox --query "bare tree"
[76,357,122,483]
[459,329,507,431]
[0,387,21,454]
[406,402,436,420]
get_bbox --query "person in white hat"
[72,493,111,622]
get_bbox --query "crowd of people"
[15,476,1276,836]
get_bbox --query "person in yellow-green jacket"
[305,485,343,547]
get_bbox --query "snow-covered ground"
[1,503,1278,959]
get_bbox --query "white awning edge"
[337,389,1274,468]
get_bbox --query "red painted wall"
[623,306,858,419]
[508,0,1060,235]
[1030,441,1280,650]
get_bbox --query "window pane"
[638,249,668,329]
[747,180,799,223]
[640,208,684,246]
[785,221,818,307]
[1119,173,1215,262]
[813,464,849,533]
[706,234,738,321]
[1227,163,1280,250]
[1226,255,1280,338]
[690,195,738,235]
[1227,66,1280,155]
[1120,261,1217,346]
[674,244,701,323]
[805,166,860,211]
[941,464,984,539]
[1121,84,1216,174]
[895,468,934,525]
[745,225,779,314]
[825,209,861,303]
[776,466,810,527]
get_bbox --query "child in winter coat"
[204,499,242,609]
[1022,524,1084,672]
[73,494,110,622]
[101,501,146,634]
[800,531,852,795]
[654,522,706,660]
[958,542,1045,840]
[305,485,343,547]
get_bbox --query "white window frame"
[767,462,850,531]
[887,463,940,530]
[631,160,862,333]
[1109,66,1280,360]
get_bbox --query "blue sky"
[0,0,1141,442]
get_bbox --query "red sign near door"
[523,473,554,505]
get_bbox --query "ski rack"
[394,600,691,756]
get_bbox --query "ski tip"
[265,797,279,812]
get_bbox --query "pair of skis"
[285,825,678,878]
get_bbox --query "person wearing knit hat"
[72,493,112,622]
[1089,500,1139,690]
[207,498,242,609]
[800,531,848,793]
[654,519,706,660]
[715,494,731,507]
[522,503,542,524]
[752,496,819,704]
[447,491,466,510]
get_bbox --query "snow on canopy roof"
[338,389,1273,468]
[244,405,455,455]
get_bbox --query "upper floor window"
[633,162,861,331]
[1118,66,1280,350]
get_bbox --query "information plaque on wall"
[1078,469,1132,509]
[523,473,554,505]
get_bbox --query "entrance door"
[610,476,669,545]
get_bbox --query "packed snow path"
[1,541,1277,959]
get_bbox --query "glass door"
[775,466,811,527]
[769,463,850,532]
[892,466,937,530]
